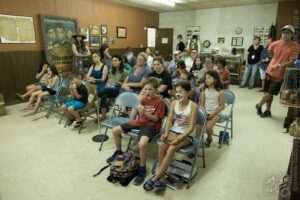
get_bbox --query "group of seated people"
[16,48,229,191]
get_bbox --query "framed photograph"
[40,14,78,73]
[101,36,107,45]
[101,24,107,35]
[117,27,127,38]
[80,28,89,42]
[185,26,200,41]
[90,35,100,47]
[218,37,225,44]
[109,36,115,44]
[89,25,100,35]
[231,37,243,46]
[0,14,36,43]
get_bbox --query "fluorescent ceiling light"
[151,0,175,7]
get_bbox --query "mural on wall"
[40,14,77,73]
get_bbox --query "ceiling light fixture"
[151,0,175,7]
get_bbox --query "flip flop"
[74,120,84,128]
[22,111,36,117]
[154,179,166,190]
[143,178,155,191]
[67,118,76,126]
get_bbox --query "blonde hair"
[137,52,147,61]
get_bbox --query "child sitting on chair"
[143,81,198,191]
[107,77,166,186]
[200,70,225,148]
[61,72,88,128]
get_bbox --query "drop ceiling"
[107,0,294,12]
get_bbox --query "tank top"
[47,75,60,91]
[92,64,106,89]
[204,88,219,114]
[171,100,192,134]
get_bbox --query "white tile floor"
[0,85,293,200]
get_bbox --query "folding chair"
[214,90,235,148]
[99,92,140,151]
[125,99,170,153]
[43,77,71,118]
[151,107,207,189]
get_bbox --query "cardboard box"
[0,93,6,116]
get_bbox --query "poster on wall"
[80,28,89,42]
[0,14,35,43]
[185,26,200,41]
[40,14,77,74]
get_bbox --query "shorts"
[259,68,266,80]
[120,123,156,142]
[42,88,56,95]
[65,99,86,110]
[35,82,47,90]
[264,77,283,95]
[170,131,194,145]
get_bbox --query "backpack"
[93,152,139,186]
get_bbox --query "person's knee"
[138,139,148,150]
[68,106,75,112]
[167,145,177,153]
[112,126,122,137]
[61,105,67,111]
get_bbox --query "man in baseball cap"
[281,25,295,35]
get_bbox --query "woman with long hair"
[72,34,91,71]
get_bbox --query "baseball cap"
[173,50,180,55]
[281,25,295,35]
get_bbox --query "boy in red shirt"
[216,58,231,89]
[107,77,166,185]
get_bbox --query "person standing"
[258,38,273,92]
[240,36,263,89]
[176,34,186,52]
[72,34,91,72]
[255,25,300,118]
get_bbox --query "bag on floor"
[289,119,300,138]
[219,131,229,144]
[93,152,139,186]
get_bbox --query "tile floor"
[0,86,293,200]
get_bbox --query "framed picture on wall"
[218,37,225,44]
[101,24,107,35]
[40,14,78,73]
[80,28,89,42]
[90,35,100,46]
[101,36,107,45]
[117,27,127,38]
[0,14,36,43]
[185,26,200,41]
[231,37,243,46]
[89,25,100,35]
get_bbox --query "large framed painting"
[40,14,78,73]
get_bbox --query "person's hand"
[271,64,281,71]
[107,79,113,85]
[138,105,145,115]
[160,133,168,141]
[125,86,132,92]
[72,82,77,89]
[170,137,180,145]
[42,65,48,72]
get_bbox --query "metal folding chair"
[151,107,207,189]
[99,92,140,151]
[214,90,235,148]
[41,77,71,118]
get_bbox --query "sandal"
[154,179,166,190]
[204,138,212,148]
[143,178,155,191]
[74,120,84,128]
[67,118,75,126]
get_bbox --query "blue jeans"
[241,63,259,87]
[98,86,120,108]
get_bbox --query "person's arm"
[163,101,176,136]
[86,66,96,81]
[200,89,205,107]
[100,65,108,82]
[158,85,168,94]
[126,77,147,88]
[176,103,198,143]
[121,76,129,88]
[84,45,91,56]
[210,90,225,118]
[47,75,59,88]
[72,44,82,57]
[71,83,82,99]
[36,66,47,80]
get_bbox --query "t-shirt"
[128,95,165,133]
[247,45,263,64]
[108,69,128,86]
[266,40,300,79]
[189,65,203,86]
[127,66,150,92]
[219,67,231,89]
[76,84,88,104]
[176,42,186,52]
[149,70,172,98]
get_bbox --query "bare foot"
[15,93,25,101]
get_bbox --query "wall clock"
[235,27,243,35]
[203,40,211,48]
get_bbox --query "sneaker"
[260,110,272,118]
[255,104,262,115]
[106,150,123,164]
[134,166,146,185]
